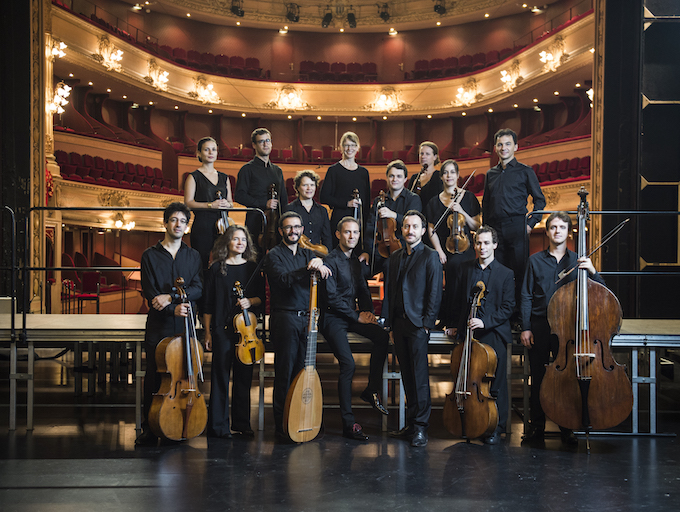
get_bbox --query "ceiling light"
[208,109,213,113]
[554,91,559,95]
[533,98,539,102]
[236,21,241,25]
[340,28,344,32]
[186,13,191,17]
[434,0,446,15]
[241,113,246,117]
[231,0,244,17]
[106,88,111,93]
[132,4,142,11]
[575,83,581,88]
[279,27,288,34]
[522,3,528,8]
[513,103,518,108]
[427,114,432,119]
[68,73,73,77]
[462,112,466,116]
[388,27,397,36]
[590,47,595,53]
[286,4,300,23]
[352,117,357,121]
[484,13,490,18]
[287,115,292,119]
[88,81,93,86]
[317,116,322,120]
[123,95,127,99]
[382,116,387,120]
[436,21,441,26]
[174,105,179,109]
[379,3,390,22]
[149,101,153,105]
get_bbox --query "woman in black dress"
[320,131,370,249]
[203,225,263,438]
[425,159,480,327]
[408,141,443,219]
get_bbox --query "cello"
[374,190,402,259]
[442,281,499,440]
[259,183,279,251]
[149,277,208,441]
[233,281,264,365]
[283,271,323,442]
[540,187,632,447]
[214,190,234,235]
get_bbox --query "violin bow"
[555,218,630,284]
[432,169,477,232]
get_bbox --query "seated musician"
[285,169,332,252]
[449,225,515,445]
[262,211,331,440]
[203,225,264,439]
[365,160,422,275]
[519,211,603,445]
[137,202,203,446]
[320,216,390,441]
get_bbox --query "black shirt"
[425,189,480,251]
[320,246,373,322]
[286,198,332,249]
[320,162,371,226]
[408,170,443,216]
[234,157,286,236]
[482,157,546,228]
[365,188,422,255]
[141,241,203,344]
[263,242,317,312]
[520,248,605,331]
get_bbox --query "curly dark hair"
[211,225,257,275]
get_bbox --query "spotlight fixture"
[434,0,446,15]
[347,6,356,28]
[286,3,300,23]
[379,3,390,22]
[321,8,332,28]
[231,0,244,17]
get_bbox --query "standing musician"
[450,226,515,445]
[203,225,264,439]
[482,128,546,312]
[320,131,371,248]
[263,211,332,440]
[426,159,481,328]
[408,141,443,218]
[320,217,390,441]
[234,128,287,249]
[285,169,332,251]
[382,210,442,447]
[137,202,203,446]
[519,211,603,444]
[365,159,422,275]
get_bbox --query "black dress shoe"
[389,424,415,439]
[232,428,255,437]
[483,429,501,445]
[360,389,389,415]
[410,429,428,447]
[135,429,159,446]
[343,423,369,441]
[560,429,578,446]
[522,423,545,442]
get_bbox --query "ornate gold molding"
[591,0,606,267]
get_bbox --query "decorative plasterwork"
[188,75,222,104]
[500,59,523,92]
[539,35,569,72]
[453,78,482,107]
[92,34,123,72]
[263,86,311,111]
[144,58,169,91]
[363,87,410,113]
[98,190,130,207]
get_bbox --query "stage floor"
[1,348,680,511]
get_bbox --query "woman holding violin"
[408,141,443,218]
[203,225,264,438]
[286,170,332,255]
[425,159,481,327]
[320,131,370,248]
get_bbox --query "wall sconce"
[500,60,523,92]
[539,35,568,72]
[92,35,123,72]
[112,213,135,231]
[48,39,67,60]
[364,87,409,113]
[264,86,310,111]
[47,81,72,115]
[586,88,593,108]
[189,76,221,104]
[144,58,169,91]
[454,78,482,107]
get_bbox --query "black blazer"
[453,259,515,345]
[382,242,442,330]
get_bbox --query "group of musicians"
[136,127,600,449]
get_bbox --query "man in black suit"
[382,210,442,447]
[450,225,515,444]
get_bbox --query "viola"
[442,281,499,440]
[540,187,632,449]
[148,277,208,441]
[445,190,470,255]
[299,234,328,257]
[214,190,234,235]
[233,281,264,365]
[374,190,402,259]
[283,271,323,442]
[259,183,279,251]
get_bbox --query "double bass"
[233,281,264,365]
[149,277,208,441]
[374,190,402,259]
[259,183,279,251]
[540,187,632,445]
[283,271,323,442]
[442,281,499,440]
[214,190,235,235]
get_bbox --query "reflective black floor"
[1,349,680,512]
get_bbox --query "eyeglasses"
[343,144,358,149]
[281,225,303,232]
[255,139,271,145]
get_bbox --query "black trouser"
[491,216,527,311]
[527,315,559,427]
[143,340,160,429]
[484,336,508,432]
[392,316,431,428]
[321,312,389,430]
[207,330,254,436]
[270,311,308,432]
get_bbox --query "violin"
[148,277,208,441]
[443,281,499,440]
[284,271,323,442]
[445,190,470,255]
[540,187,632,448]
[214,190,235,235]
[374,190,402,259]
[299,234,328,257]
[233,281,264,365]
[259,183,279,251]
